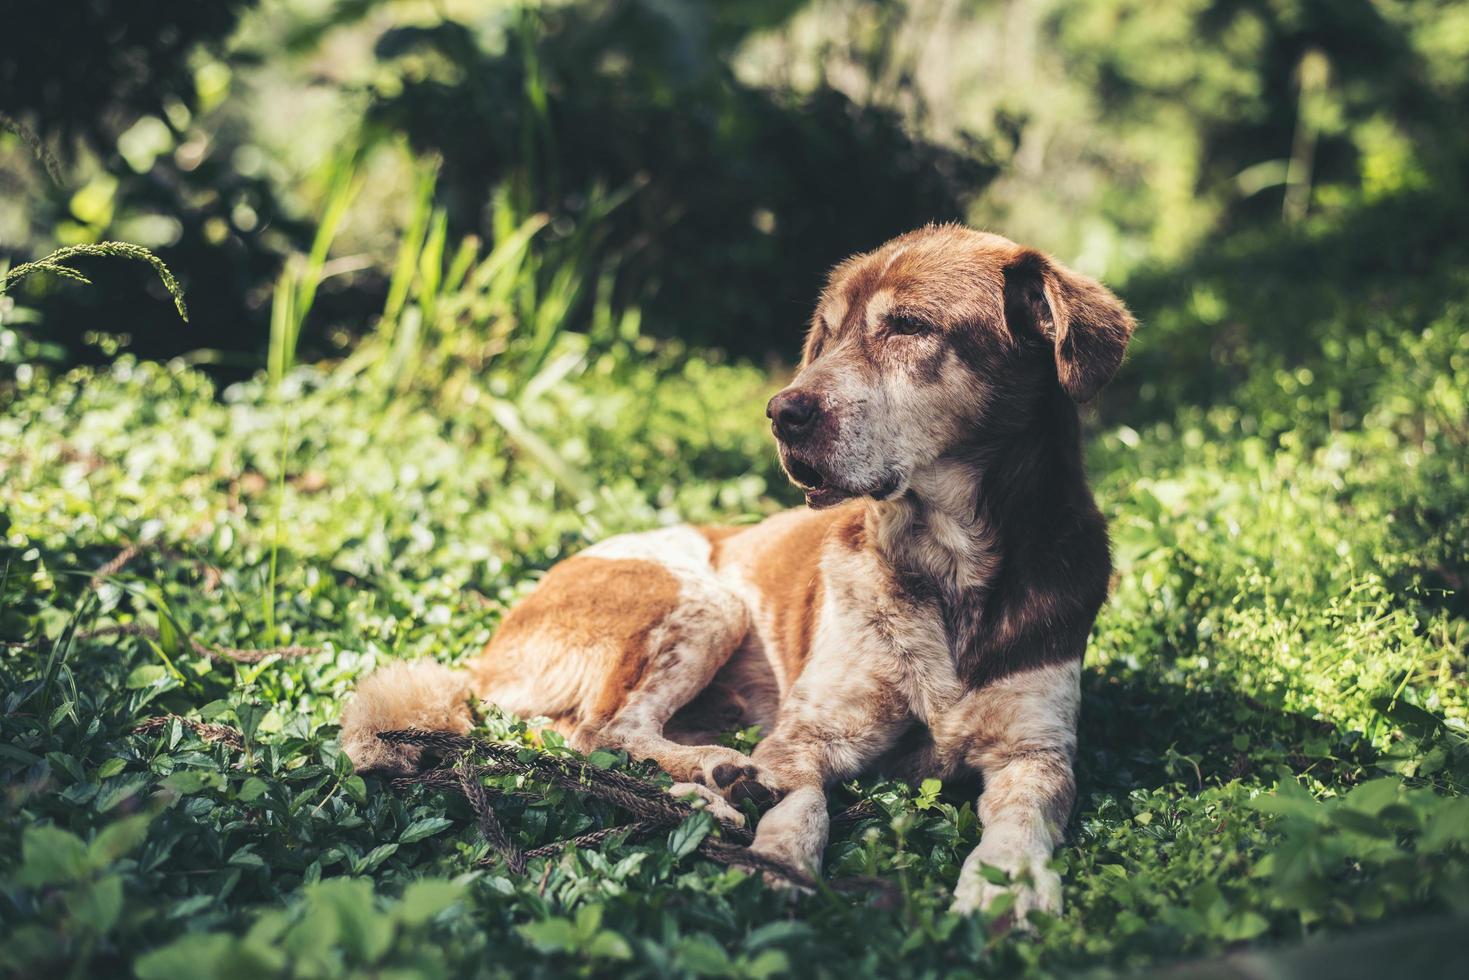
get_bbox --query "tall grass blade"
[416,208,448,332]
[263,147,360,640]
[475,212,549,310]
[443,235,480,296]
[268,262,298,390]
[381,161,438,334]
[296,146,363,322]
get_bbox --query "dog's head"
[768,225,1135,508]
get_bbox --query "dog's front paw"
[688,749,781,809]
[714,765,781,809]
[950,846,1062,931]
[669,782,747,828]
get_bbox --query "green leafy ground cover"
[3,279,1468,977]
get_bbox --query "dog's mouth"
[781,454,848,509]
[782,454,905,509]
[784,456,825,490]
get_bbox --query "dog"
[339,223,1134,921]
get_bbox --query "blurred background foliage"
[6,0,1468,390]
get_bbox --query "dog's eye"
[887,314,931,337]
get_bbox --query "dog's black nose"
[767,389,821,441]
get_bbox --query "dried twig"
[379,729,844,889]
[132,714,244,749]
[2,622,320,663]
[125,719,884,893]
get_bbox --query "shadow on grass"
[1076,659,1378,804]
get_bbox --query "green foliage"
[1253,776,1469,925]
[1041,0,1469,265]
[128,877,473,980]
[3,244,1468,973]
[1,0,990,365]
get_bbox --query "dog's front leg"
[938,659,1081,926]
[744,681,910,882]
[950,746,1074,923]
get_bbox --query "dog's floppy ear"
[1004,249,1136,403]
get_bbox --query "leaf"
[309,877,393,963]
[237,776,270,803]
[228,847,267,869]
[16,824,90,886]
[743,920,814,951]
[399,815,454,844]
[610,852,649,879]
[745,949,791,980]
[135,934,237,980]
[587,930,633,961]
[587,749,621,769]
[668,811,713,859]
[235,701,268,743]
[1250,780,1327,823]
[66,873,124,933]
[95,778,148,813]
[156,599,182,656]
[362,842,399,870]
[0,744,42,766]
[89,812,152,865]
[1222,910,1270,941]
[518,917,579,953]
[1421,798,1469,851]
[983,890,1016,922]
[284,899,340,964]
[1342,777,1403,816]
[398,878,466,927]
[1371,695,1446,738]
[161,769,222,796]
[198,699,234,721]
[1329,808,1393,839]
[675,934,733,975]
[916,777,942,810]
[978,863,1011,886]
[127,664,168,689]
[49,700,76,728]
[574,903,604,938]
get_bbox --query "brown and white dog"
[339,224,1134,921]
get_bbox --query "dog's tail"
[338,660,473,775]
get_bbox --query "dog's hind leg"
[339,660,473,776]
[468,528,760,809]
[589,572,759,799]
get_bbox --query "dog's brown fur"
[339,224,1135,921]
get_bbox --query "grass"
[1,241,1467,977]
[0,243,189,324]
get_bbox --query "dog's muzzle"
[767,389,822,445]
